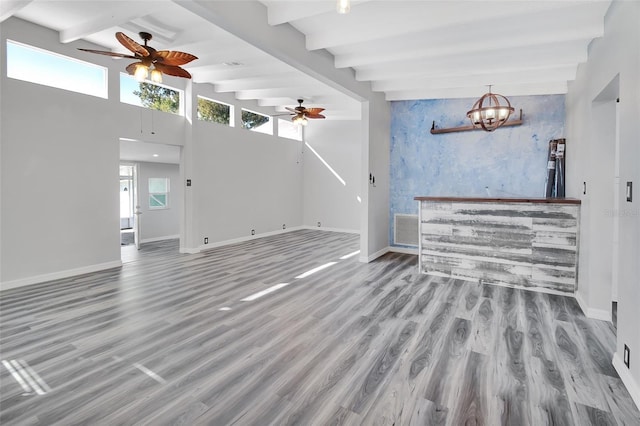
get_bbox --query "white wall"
[191,85,303,247]
[192,120,304,245]
[566,0,640,405]
[361,95,392,261]
[0,18,308,285]
[178,0,392,261]
[303,120,361,232]
[136,162,182,242]
[1,19,121,285]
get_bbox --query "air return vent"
[394,214,419,246]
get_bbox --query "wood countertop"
[414,196,581,204]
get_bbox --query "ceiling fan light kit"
[282,99,326,126]
[337,0,351,14]
[78,31,197,83]
[293,115,308,126]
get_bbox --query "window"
[241,109,272,134]
[278,118,303,141]
[120,73,182,115]
[6,39,107,98]
[149,178,169,209]
[198,96,233,126]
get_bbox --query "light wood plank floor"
[1,230,639,425]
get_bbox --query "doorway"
[590,75,620,327]
[119,138,183,262]
[119,164,139,249]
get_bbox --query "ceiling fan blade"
[116,32,149,57]
[284,107,297,113]
[125,62,143,76]
[154,51,198,66]
[77,48,138,59]
[155,63,192,79]
[307,114,326,119]
[305,108,325,115]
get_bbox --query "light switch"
[626,182,632,202]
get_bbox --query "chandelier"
[466,86,514,132]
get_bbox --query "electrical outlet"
[282,224,286,229]
[204,237,208,244]
[251,229,255,235]
[317,222,321,227]
[624,344,630,368]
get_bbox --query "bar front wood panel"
[418,200,580,292]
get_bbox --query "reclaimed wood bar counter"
[414,196,581,293]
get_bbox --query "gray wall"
[136,162,182,242]
[565,0,640,404]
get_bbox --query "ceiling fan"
[78,32,197,83]
[283,99,326,126]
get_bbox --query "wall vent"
[394,214,419,246]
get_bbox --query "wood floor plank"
[1,230,638,425]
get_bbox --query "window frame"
[241,108,272,134]
[6,39,108,99]
[148,177,170,210]
[120,73,184,116]
[197,95,234,127]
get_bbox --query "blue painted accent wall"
[390,94,565,246]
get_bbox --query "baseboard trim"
[191,226,360,253]
[200,226,306,251]
[0,260,123,292]
[389,246,418,255]
[140,234,179,244]
[179,247,200,254]
[575,291,612,321]
[613,352,640,410]
[300,225,360,234]
[359,246,390,263]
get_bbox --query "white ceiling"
[4,0,611,118]
[120,139,181,164]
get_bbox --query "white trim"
[200,226,306,251]
[418,201,423,273]
[575,291,612,321]
[0,260,122,292]
[180,247,200,254]
[613,352,640,411]
[359,246,390,263]
[189,226,359,253]
[389,246,419,255]
[140,234,179,244]
[300,225,360,234]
